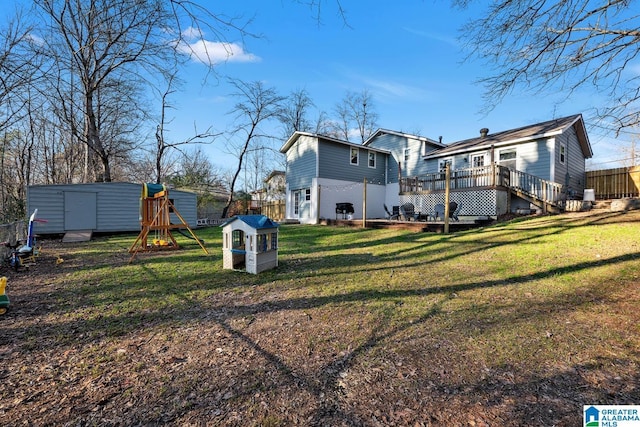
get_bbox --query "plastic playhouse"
[220,215,279,274]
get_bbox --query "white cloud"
[177,40,260,65]
[174,27,260,65]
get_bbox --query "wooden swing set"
[128,183,208,262]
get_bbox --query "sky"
[166,0,635,172]
[2,0,636,175]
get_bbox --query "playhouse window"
[232,230,244,249]
[257,234,266,253]
[271,232,278,250]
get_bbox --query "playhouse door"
[64,191,97,231]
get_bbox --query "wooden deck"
[321,218,493,232]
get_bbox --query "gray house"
[281,114,593,223]
[381,114,593,217]
[280,132,392,224]
[27,182,197,235]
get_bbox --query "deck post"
[362,178,367,228]
[444,164,451,234]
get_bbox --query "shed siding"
[285,135,317,190]
[27,183,197,234]
[318,141,385,183]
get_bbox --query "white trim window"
[438,158,453,173]
[368,150,376,168]
[499,149,517,169]
[559,143,566,164]
[350,147,359,165]
[471,153,485,168]
[293,191,300,216]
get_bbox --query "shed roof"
[220,215,280,230]
[423,114,593,159]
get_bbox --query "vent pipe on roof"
[480,128,489,138]
[439,136,443,144]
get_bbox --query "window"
[271,232,278,250]
[471,154,485,168]
[257,234,267,253]
[368,151,376,168]
[499,149,517,169]
[403,148,410,162]
[559,143,566,164]
[350,147,359,165]
[232,230,244,249]
[499,149,516,161]
[305,188,311,201]
[293,191,300,215]
[438,158,453,173]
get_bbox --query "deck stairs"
[504,168,565,213]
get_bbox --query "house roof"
[363,128,445,149]
[265,170,285,182]
[280,131,391,154]
[219,214,280,230]
[423,114,593,159]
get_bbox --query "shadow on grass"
[4,211,640,425]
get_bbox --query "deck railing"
[400,164,564,206]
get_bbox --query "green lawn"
[4,209,640,425]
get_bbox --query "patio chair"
[450,202,460,221]
[432,203,445,221]
[399,203,417,221]
[384,204,399,220]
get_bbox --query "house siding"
[27,182,197,234]
[285,135,317,190]
[555,126,586,195]
[318,141,386,184]
[368,133,440,181]
[513,139,552,181]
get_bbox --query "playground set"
[128,183,208,262]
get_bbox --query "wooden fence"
[586,166,640,199]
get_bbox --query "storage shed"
[27,182,197,235]
[220,215,279,274]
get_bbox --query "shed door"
[64,191,97,230]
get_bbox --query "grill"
[335,202,354,219]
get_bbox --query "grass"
[6,209,640,425]
[55,211,640,356]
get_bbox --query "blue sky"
[2,1,634,173]
[168,0,633,172]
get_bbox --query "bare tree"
[154,71,219,184]
[332,89,378,142]
[30,0,254,182]
[222,80,285,218]
[280,88,315,137]
[456,0,640,133]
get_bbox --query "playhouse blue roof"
[220,215,280,230]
